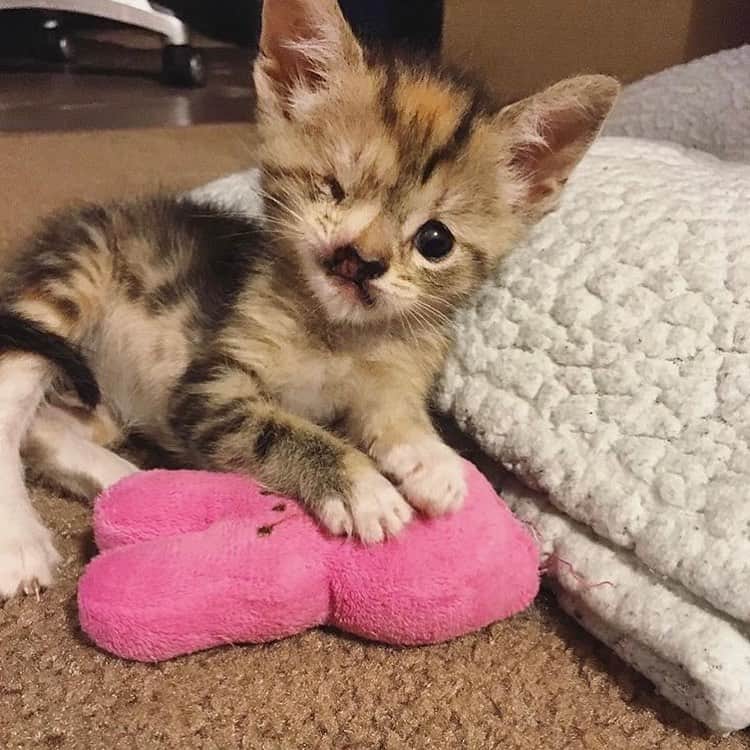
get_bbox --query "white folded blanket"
[439,47,750,733]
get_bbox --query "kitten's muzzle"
[323,245,387,307]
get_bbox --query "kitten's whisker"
[416,289,456,310]
[399,309,419,348]
[413,298,454,327]
[410,311,441,341]
[256,188,308,226]
[413,301,453,328]
[406,319,420,348]
[403,305,435,338]
[410,303,450,340]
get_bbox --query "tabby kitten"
[0,0,618,598]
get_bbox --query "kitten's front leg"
[170,374,412,542]
[347,396,467,517]
[223,410,414,543]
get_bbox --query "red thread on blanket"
[541,553,615,590]
[518,519,615,589]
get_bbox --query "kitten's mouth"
[329,276,375,306]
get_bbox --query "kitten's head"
[253,0,618,327]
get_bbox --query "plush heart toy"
[77,461,539,662]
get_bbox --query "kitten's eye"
[413,220,454,261]
[324,176,345,203]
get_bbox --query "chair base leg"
[162,44,206,88]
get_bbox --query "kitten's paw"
[318,468,413,544]
[380,438,466,516]
[0,515,60,599]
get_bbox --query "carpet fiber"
[0,125,747,749]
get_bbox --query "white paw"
[98,457,140,490]
[380,438,466,516]
[318,468,413,544]
[0,515,60,599]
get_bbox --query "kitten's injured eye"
[414,220,454,261]
[324,176,345,204]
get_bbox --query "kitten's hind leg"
[0,353,60,598]
[23,402,139,500]
[0,202,117,596]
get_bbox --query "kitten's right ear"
[254,0,363,112]
[496,75,619,220]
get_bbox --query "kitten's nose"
[327,245,388,284]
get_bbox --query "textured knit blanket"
[193,45,750,733]
[439,45,750,733]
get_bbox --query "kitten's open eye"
[413,220,454,262]
[323,176,345,203]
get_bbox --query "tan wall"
[443,0,750,103]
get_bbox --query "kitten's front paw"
[0,514,60,599]
[318,468,413,544]
[380,438,466,517]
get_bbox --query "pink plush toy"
[78,461,539,662]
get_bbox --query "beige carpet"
[0,125,747,750]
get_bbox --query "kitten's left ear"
[497,75,620,219]
[254,0,363,110]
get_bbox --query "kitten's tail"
[0,312,100,408]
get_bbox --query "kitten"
[0,0,618,598]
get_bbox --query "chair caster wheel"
[162,45,206,88]
[34,20,75,63]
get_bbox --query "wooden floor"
[0,27,254,133]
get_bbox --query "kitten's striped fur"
[0,0,618,597]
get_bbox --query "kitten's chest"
[272,349,354,424]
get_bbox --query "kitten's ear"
[254,0,363,108]
[497,75,619,219]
